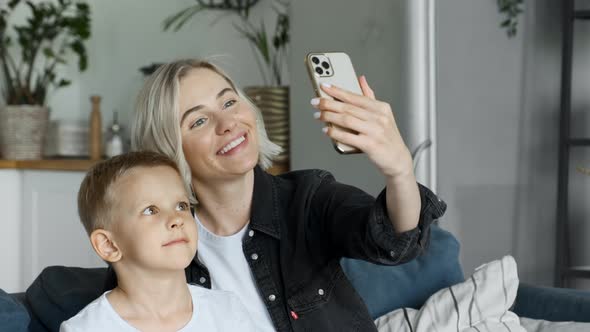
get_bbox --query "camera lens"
[315,67,324,75]
[321,61,330,69]
[312,57,319,64]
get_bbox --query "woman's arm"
[312,76,421,234]
[309,170,444,265]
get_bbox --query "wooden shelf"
[0,159,101,171]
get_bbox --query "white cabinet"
[1,170,105,293]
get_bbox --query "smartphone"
[305,52,362,154]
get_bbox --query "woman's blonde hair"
[131,59,281,199]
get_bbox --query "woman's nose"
[215,111,237,135]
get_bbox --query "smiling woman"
[129,58,446,332]
[132,59,281,202]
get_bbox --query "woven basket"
[244,86,290,172]
[0,105,50,160]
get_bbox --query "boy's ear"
[90,229,122,263]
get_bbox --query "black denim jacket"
[184,166,446,331]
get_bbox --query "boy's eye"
[223,99,237,109]
[142,206,158,216]
[177,202,190,211]
[190,118,207,129]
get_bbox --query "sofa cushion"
[340,224,464,319]
[0,288,30,332]
[26,266,111,332]
[514,283,590,323]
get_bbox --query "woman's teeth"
[219,135,245,155]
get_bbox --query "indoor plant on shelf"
[0,0,90,160]
[163,0,290,173]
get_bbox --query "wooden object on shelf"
[89,95,102,160]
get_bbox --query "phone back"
[305,52,362,154]
[306,52,362,98]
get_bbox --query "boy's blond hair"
[77,151,181,236]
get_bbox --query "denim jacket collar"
[250,165,281,239]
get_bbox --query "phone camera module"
[321,61,330,69]
[315,67,324,75]
[312,56,320,64]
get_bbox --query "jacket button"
[318,289,324,296]
[268,294,276,302]
[251,253,259,260]
[199,277,206,284]
[248,230,255,237]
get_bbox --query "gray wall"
[290,0,425,195]
[291,0,589,288]
[436,0,583,287]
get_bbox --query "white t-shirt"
[196,214,276,332]
[59,284,255,332]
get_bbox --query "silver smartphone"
[305,52,362,154]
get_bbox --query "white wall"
[0,170,22,293]
[6,0,279,128]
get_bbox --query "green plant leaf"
[163,5,204,32]
[57,78,70,87]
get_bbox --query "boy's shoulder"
[60,291,127,331]
[187,284,239,304]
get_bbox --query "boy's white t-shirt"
[59,284,255,332]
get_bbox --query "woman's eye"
[177,202,189,211]
[223,99,237,109]
[142,206,158,215]
[190,118,207,129]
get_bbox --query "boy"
[60,151,254,331]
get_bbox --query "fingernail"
[321,82,332,88]
[313,112,320,119]
[322,127,328,134]
[310,98,320,106]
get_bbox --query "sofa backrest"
[341,224,464,319]
[0,289,30,332]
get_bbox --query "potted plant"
[163,0,290,173]
[497,0,523,38]
[0,0,90,160]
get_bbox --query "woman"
[132,59,446,331]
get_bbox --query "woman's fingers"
[320,82,390,117]
[316,110,372,135]
[312,97,372,121]
[323,124,366,151]
[359,75,376,99]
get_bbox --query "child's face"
[108,165,197,272]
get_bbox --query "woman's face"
[178,68,259,181]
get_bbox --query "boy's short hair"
[78,151,181,236]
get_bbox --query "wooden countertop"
[0,159,100,171]
[0,159,288,173]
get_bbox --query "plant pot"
[0,105,50,160]
[244,86,290,174]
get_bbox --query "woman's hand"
[311,76,414,182]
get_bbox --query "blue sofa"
[2,225,590,331]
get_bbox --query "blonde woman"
[131,59,446,331]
